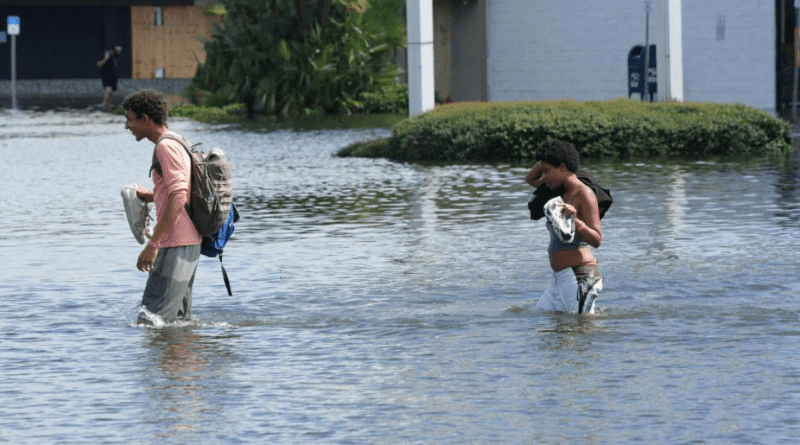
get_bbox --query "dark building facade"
[0,1,195,80]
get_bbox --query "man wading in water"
[525,140,603,314]
[122,89,202,324]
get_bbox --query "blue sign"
[7,15,19,35]
[628,45,656,101]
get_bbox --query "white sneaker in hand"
[544,197,575,243]
[121,184,153,244]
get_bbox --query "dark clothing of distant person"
[98,46,122,112]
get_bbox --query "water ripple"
[3,110,800,443]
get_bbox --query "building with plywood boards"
[0,0,216,107]
[130,3,216,79]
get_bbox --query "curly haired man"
[122,89,202,324]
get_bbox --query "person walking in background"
[97,45,122,112]
[525,140,604,314]
[122,89,202,324]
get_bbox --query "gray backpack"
[151,133,233,236]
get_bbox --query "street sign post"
[7,15,18,35]
[7,16,19,109]
[794,5,799,127]
[644,1,652,102]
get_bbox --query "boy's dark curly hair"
[121,89,169,126]
[535,139,580,173]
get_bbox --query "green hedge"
[338,99,792,161]
[170,103,245,122]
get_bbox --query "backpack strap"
[149,133,192,178]
[219,252,233,296]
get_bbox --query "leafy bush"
[339,99,791,161]
[189,0,406,116]
[359,64,408,113]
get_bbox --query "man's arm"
[97,52,109,68]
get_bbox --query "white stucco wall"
[486,0,776,113]
[681,1,775,112]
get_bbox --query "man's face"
[124,110,147,142]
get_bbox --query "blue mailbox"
[628,45,656,101]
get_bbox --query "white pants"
[535,267,602,314]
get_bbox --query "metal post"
[644,1,651,101]
[793,6,799,127]
[10,33,16,110]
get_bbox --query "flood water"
[3,109,800,443]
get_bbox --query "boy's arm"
[574,189,602,248]
[525,161,545,188]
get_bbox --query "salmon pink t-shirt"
[152,132,202,248]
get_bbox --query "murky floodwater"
[2,109,800,443]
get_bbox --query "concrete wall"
[434,0,452,102]
[451,0,487,102]
[485,0,776,113]
[431,0,487,103]
[681,1,775,112]
[486,0,644,102]
[0,78,192,109]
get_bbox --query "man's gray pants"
[140,244,201,323]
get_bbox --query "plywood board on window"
[131,5,216,79]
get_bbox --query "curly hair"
[535,139,580,173]
[121,89,168,126]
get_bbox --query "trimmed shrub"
[170,103,244,122]
[340,99,791,161]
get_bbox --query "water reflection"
[140,326,239,437]
[774,151,800,223]
[536,313,604,351]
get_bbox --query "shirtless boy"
[525,140,603,314]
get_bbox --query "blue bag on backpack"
[201,203,240,296]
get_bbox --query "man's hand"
[137,244,158,272]
[136,185,154,203]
